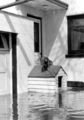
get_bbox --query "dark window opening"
[80,42,84,50]
[58,76,62,87]
[0,35,4,48]
[66,15,84,57]
[0,33,10,50]
[27,14,42,56]
[34,22,39,52]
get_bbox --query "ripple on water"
[1,90,84,120]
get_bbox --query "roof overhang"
[23,0,68,10]
[0,0,68,11]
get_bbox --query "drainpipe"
[0,0,32,10]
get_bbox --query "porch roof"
[0,0,68,11]
[29,65,66,78]
[15,0,68,11]
[25,0,68,10]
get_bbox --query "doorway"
[58,76,62,88]
[27,14,43,61]
[0,32,17,95]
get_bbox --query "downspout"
[0,0,32,10]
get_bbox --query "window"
[66,15,84,57]
[27,14,42,57]
[0,33,10,50]
[34,22,40,52]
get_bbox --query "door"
[34,20,42,63]
[0,33,11,95]
[58,76,62,88]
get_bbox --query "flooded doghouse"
[28,64,67,93]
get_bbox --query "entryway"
[0,32,17,95]
[58,76,62,88]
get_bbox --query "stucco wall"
[44,0,84,82]
[0,11,34,94]
[0,0,45,94]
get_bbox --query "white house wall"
[0,12,33,94]
[43,0,84,83]
[0,53,11,95]
[0,0,45,94]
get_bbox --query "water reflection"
[12,96,18,120]
[58,92,63,108]
[42,111,49,120]
[0,94,11,120]
[1,89,84,120]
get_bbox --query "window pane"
[0,33,9,50]
[71,30,81,50]
[67,16,84,56]
[0,35,4,48]
[34,22,39,52]
[5,34,9,48]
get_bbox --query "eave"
[0,0,68,10]
[47,0,68,9]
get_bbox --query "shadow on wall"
[47,2,84,81]
[3,13,31,66]
[50,29,67,65]
[16,4,67,59]
[44,8,78,81]
[17,38,31,66]
[44,10,67,57]
[16,4,44,18]
[44,9,71,72]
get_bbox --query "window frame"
[27,14,43,57]
[66,14,84,58]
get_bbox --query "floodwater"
[1,89,84,120]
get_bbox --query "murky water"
[1,89,84,120]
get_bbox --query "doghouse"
[28,65,67,93]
